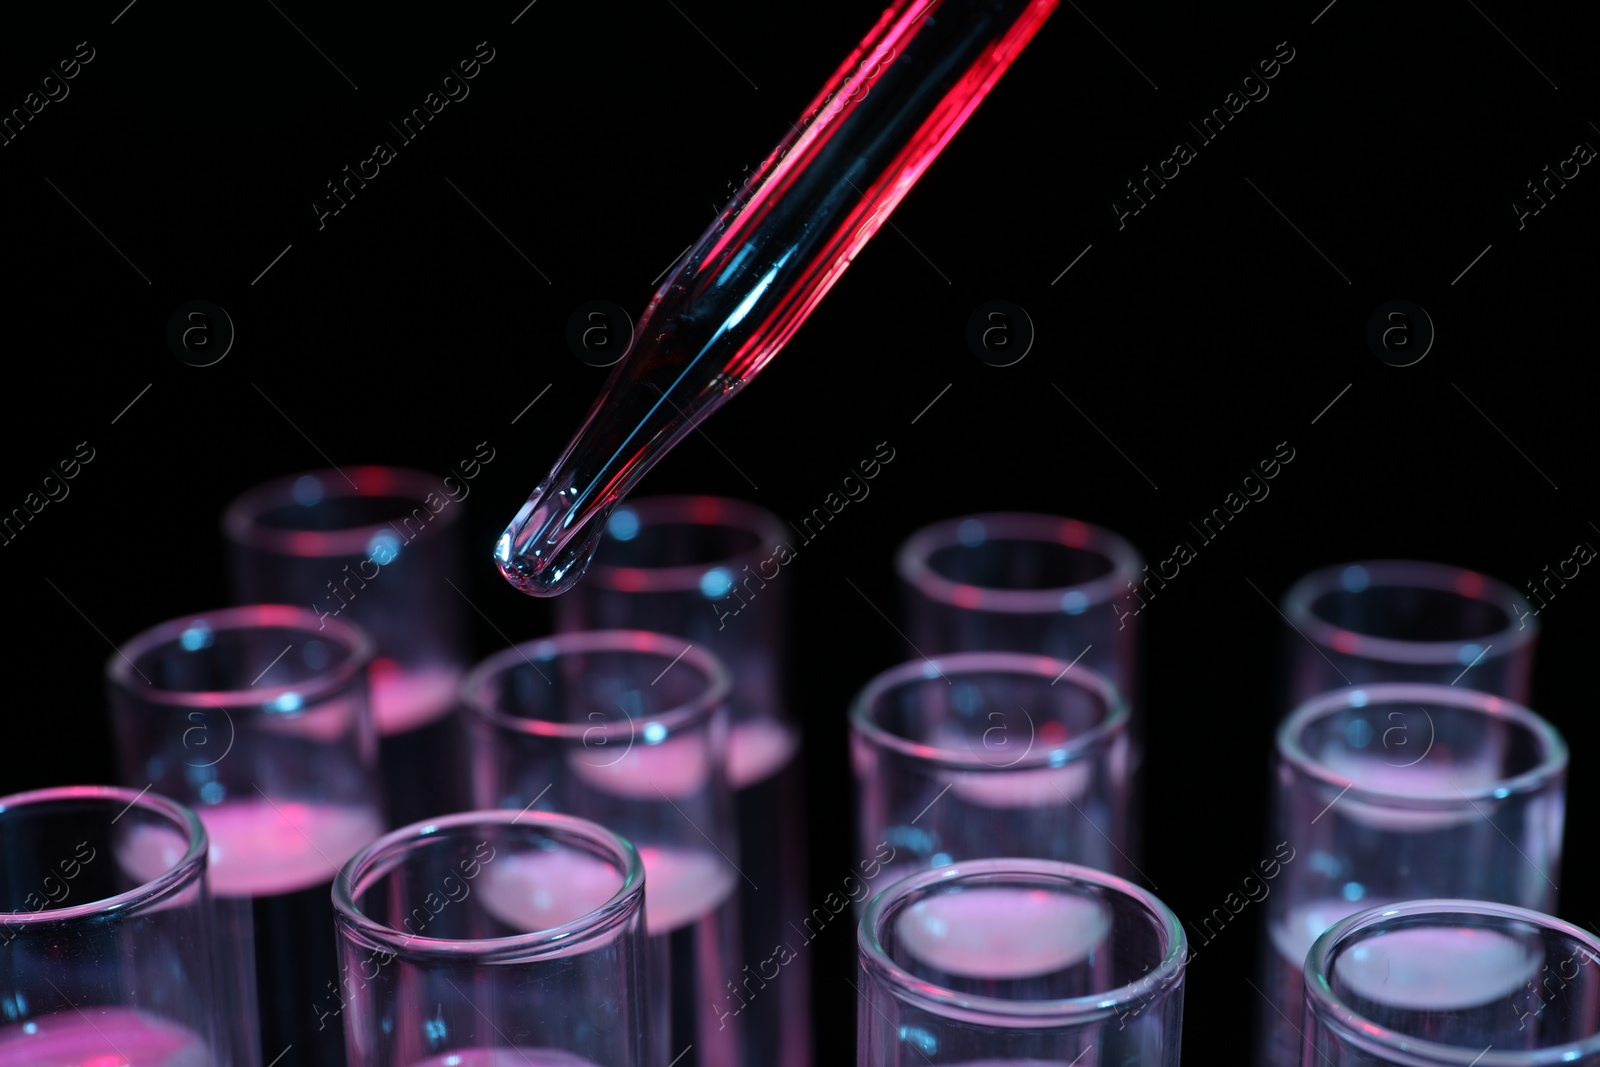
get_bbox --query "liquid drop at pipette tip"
[494,493,617,598]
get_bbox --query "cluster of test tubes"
[1,467,1596,1067]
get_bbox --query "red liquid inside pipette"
[496,0,1059,596]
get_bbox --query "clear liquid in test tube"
[1255,683,1567,1067]
[464,632,743,1067]
[108,605,386,1067]
[557,496,809,1067]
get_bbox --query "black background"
[2,0,1597,1059]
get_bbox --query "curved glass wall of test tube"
[896,513,1145,875]
[1303,900,1600,1067]
[556,496,808,1067]
[225,466,472,828]
[858,859,1186,1067]
[850,652,1131,896]
[334,809,651,1067]
[462,631,742,1067]
[1255,683,1567,1067]
[107,604,385,1067]
[0,786,228,1067]
[1280,560,1537,711]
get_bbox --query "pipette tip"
[492,490,614,597]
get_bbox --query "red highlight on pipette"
[496,0,1060,597]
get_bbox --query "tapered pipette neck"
[492,297,750,596]
[495,0,1059,596]
[491,428,689,599]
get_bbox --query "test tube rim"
[895,512,1143,615]
[857,856,1186,1026]
[1276,682,1567,809]
[0,784,209,925]
[223,465,465,559]
[1303,898,1600,1067]
[105,603,376,711]
[460,629,732,742]
[332,807,647,963]
[1282,558,1538,666]
[849,651,1129,772]
[579,494,791,594]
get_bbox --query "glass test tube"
[333,809,651,1067]
[462,631,742,1067]
[1255,683,1567,1067]
[1305,900,1600,1067]
[107,604,386,1067]
[224,466,472,828]
[896,514,1145,874]
[857,859,1186,1067]
[0,785,225,1067]
[556,495,808,1067]
[1280,560,1538,710]
[896,513,1143,689]
[850,652,1130,893]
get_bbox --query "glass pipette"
[496,0,1059,596]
